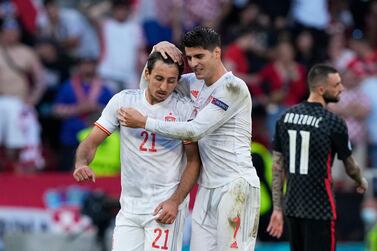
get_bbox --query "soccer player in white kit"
[119,27,261,251]
[73,52,201,251]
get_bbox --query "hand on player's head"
[153,41,183,65]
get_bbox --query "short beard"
[323,92,339,104]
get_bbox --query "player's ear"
[317,85,325,95]
[214,47,221,59]
[144,68,150,81]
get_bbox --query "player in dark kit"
[266,64,368,251]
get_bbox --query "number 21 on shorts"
[152,228,169,250]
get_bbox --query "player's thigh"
[304,219,336,251]
[190,213,217,251]
[145,206,187,251]
[112,224,144,251]
[217,179,260,251]
[190,186,217,251]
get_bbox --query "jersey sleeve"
[330,116,352,160]
[95,92,122,135]
[145,80,249,141]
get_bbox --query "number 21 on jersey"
[288,130,310,175]
[139,130,157,152]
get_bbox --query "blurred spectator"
[252,41,307,140]
[365,0,377,49]
[37,0,100,60]
[294,30,319,70]
[361,76,377,179]
[290,0,330,63]
[53,56,112,171]
[0,0,37,45]
[348,33,377,77]
[222,3,271,72]
[291,0,330,31]
[327,31,355,72]
[223,28,265,87]
[255,0,290,31]
[97,0,146,93]
[34,37,72,152]
[0,18,45,172]
[136,0,183,48]
[328,0,354,32]
[329,69,371,191]
[182,0,232,31]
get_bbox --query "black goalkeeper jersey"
[273,101,352,220]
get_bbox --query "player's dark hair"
[146,51,184,79]
[182,26,221,51]
[307,64,338,91]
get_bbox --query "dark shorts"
[286,216,336,251]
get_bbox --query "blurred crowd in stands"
[0,0,377,192]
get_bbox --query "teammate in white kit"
[73,52,201,251]
[119,27,260,251]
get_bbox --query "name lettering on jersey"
[283,113,323,128]
[191,89,199,98]
[164,112,176,122]
[211,97,229,111]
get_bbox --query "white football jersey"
[146,72,260,188]
[95,89,194,215]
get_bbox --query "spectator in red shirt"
[348,34,377,77]
[223,29,265,87]
[252,40,307,140]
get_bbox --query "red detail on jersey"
[94,122,111,136]
[164,112,176,122]
[191,89,199,98]
[325,152,337,220]
[230,216,240,249]
[330,220,336,251]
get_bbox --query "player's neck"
[145,89,161,105]
[307,93,326,107]
[204,63,228,86]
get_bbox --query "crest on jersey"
[191,89,199,98]
[164,112,176,122]
[211,97,229,111]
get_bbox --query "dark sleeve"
[330,117,352,160]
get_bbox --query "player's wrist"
[74,163,88,170]
[273,205,283,211]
